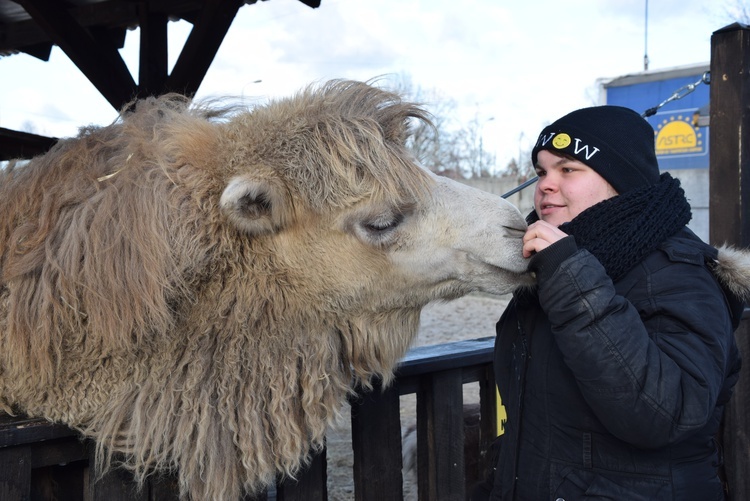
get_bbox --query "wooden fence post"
[350,380,404,501]
[709,22,750,501]
[416,369,465,501]
[0,445,31,501]
[275,450,327,501]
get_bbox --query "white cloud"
[0,0,734,168]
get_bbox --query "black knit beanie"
[531,105,660,194]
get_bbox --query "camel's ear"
[220,176,288,236]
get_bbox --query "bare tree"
[21,120,38,135]
[387,74,495,178]
[722,0,750,24]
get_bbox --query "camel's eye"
[362,213,404,234]
[347,204,414,248]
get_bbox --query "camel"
[0,80,533,500]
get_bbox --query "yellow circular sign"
[552,133,571,149]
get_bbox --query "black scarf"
[528,172,692,282]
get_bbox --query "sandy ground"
[325,293,511,500]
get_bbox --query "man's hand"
[522,220,568,258]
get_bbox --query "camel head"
[217,80,531,311]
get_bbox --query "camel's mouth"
[466,259,534,295]
[494,265,535,284]
[475,238,529,275]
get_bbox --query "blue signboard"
[650,107,708,169]
[603,66,709,169]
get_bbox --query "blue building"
[599,63,711,240]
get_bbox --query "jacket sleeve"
[534,241,736,449]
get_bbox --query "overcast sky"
[0,0,741,170]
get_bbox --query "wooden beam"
[0,127,57,161]
[166,0,244,97]
[17,0,137,110]
[709,23,750,247]
[0,0,205,53]
[18,41,52,60]
[709,22,750,501]
[137,3,169,97]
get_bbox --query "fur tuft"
[713,245,750,301]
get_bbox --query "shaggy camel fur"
[0,80,532,500]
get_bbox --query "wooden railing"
[0,337,498,501]
[351,337,498,501]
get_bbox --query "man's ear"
[220,176,288,236]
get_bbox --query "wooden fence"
[0,337,498,501]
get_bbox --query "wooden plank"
[31,461,86,501]
[275,449,327,501]
[396,337,494,378]
[722,318,750,501]
[0,445,31,501]
[88,448,148,501]
[30,437,89,468]
[0,414,78,448]
[89,468,149,501]
[461,401,481,495]
[350,380,404,501]
[476,365,498,483]
[416,369,464,501]
[148,474,182,501]
[397,362,489,396]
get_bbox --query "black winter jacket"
[487,228,743,501]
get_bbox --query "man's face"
[533,150,618,226]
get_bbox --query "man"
[475,106,746,500]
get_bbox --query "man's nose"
[537,175,557,192]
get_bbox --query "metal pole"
[644,0,650,71]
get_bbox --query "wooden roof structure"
[0,0,321,160]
